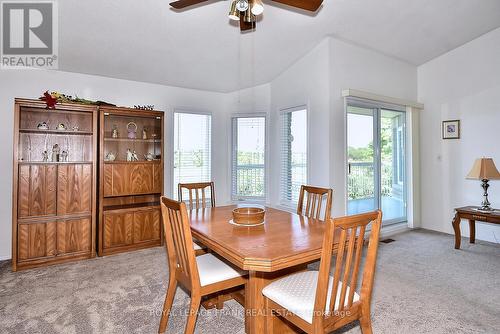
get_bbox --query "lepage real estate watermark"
[1,1,58,69]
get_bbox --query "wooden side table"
[452,206,500,249]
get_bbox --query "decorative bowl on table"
[231,207,266,226]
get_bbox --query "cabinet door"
[109,164,129,196]
[130,164,154,194]
[103,212,133,248]
[57,164,92,215]
[18,222,57,260]
[133,209,161,244]
[153,163,162,194]
[103,164,114,197]
[57,218,92,255]
[103,163,158,196]
[18,165,57,218]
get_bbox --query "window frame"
[279,105,309,208]
[172,109,213,200]
[230,113,268,202]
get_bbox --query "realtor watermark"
[150,307,352,319]
[1,1,58,69]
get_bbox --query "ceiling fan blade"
[270,0,323,11]
[169,0,210,9]
[240,15,256,32]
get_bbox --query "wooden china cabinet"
[98,107,164,256]
[12,99,98,271]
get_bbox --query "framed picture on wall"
[442,120,460,139]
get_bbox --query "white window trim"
[279,105,309,209]
[171,108,213,199]
[229,112,268,203]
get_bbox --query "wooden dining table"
[188,205,342,334]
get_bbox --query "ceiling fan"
[169,0,323,31]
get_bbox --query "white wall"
[0,69,230,260]
[418,27,500,243]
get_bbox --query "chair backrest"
[160,196,200,289]
[313,210,382,326]
[178,182,216,210]
[297,185,333,221]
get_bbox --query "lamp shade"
[466,158,500,180]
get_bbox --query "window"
[173,112,211,198]
[280,107,307,204]
[231,116,266,200]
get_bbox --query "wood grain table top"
[188,205,340,272]
[455,206,500,217]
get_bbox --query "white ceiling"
[59,0,500,92]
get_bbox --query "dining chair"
[178,181,216,210]
[297,185,333,221]
[159,196,247,334]
[263,210,383,334]
[178,181,216,255]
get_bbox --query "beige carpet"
[1,229,499,333]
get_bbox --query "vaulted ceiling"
[59,0,500,92]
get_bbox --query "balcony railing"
[234,164,265,198]
[348,162,393,200]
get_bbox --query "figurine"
[127,122,137,139]
[56,123,66,131]
[142,127,148,140]
[60,151,68,162]
[112,125,118,138]
[42,150,49,162]
[51,144,60,162]
[37,122,49,130]
[131,150,139,161]
[105,152,116,161]
[126,149,139,162]
[144,152,154,161]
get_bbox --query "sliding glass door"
[347,100,407,224]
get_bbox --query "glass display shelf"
[18,161,92,165]
[104,137,159,143]
[19,128,93,136]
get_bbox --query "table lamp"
[466,158,500,211]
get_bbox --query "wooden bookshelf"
[98,106,164,256]
[12,99,98,271]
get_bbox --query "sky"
[348,113,373,148]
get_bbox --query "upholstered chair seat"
[263,271,360,324]
[196,253,246,287]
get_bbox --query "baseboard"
[0,256,11,261]
[380,222,410,239]
[0,258,11,270]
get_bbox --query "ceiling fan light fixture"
[243,8,255,23]
[235,0,249,12]
[251,0,264,16]
[228,1,240,21]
